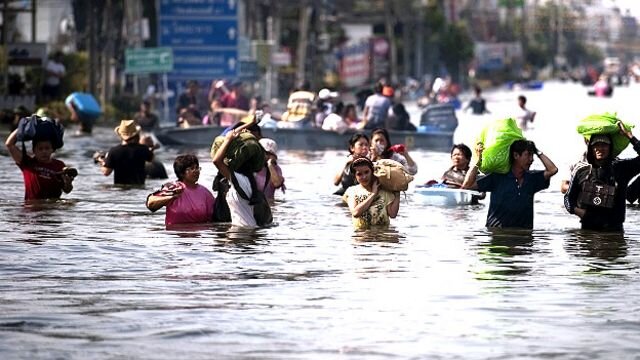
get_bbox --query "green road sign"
[125,47,173,74]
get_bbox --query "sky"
[607,0,640,18]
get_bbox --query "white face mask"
[375,143,385,154]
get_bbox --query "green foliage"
[525,43,549,68]
[438,22,475,79]
[61,52,89,94]
[108,94,142,122]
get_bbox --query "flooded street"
[2,81,640,359]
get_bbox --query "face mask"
[375,143,385,154]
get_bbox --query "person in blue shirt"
[462,140,558,229]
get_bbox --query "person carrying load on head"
[213,111,272,228]
[462,118,558,229]
[254,138,285,203]
[564,114,640,232]
[5,115,76,200]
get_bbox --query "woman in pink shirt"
[146,154,215,226]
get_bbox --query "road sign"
[159,19,237,47]
[158,0,238,80]
[7,43,47,66]
[170,48,238,79]
[125,47,173,73]
[159,0,238,17]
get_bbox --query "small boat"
[414,186,482,206]
[155,125,454,151]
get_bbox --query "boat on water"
[155,103,458,151]
[414,186,482,206]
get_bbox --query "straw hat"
[114,120,141,140]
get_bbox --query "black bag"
[230,170,273,227]
[579,180,616,209]
[17,115,64,150]
[212,173,231,222]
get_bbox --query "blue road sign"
[170,48,238,80]
[159,19,237,47]
[159,0,238,17]
[159,0,238,80]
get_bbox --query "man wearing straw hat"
[98,120,153,185]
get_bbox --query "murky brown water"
[1,81,640,359]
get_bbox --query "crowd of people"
[5,78,640,234]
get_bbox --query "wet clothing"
[19,156,67,200]
[334,162,356,196]
[564,139,640,231]
[477,170,549,229]
[104,143,153,185]
[442,166,468,187]
[343,185,396,230]
[227,172,257,227]
[254,164,285,201]
[134,111,159,132]
[467,98,487,115]
[145,160,168,180]
[161,181,215,226]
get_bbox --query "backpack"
[17,115,65,150]
[212,173,232,222]
[373,159,414,192]
[210,132,266,174]
[229,170,273,227]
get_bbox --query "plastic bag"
[475,118,525,174]
[577,113,634,157]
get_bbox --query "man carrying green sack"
[462,138,558,229]
[564,120,640,232]
[577,112,634,157]
[474,118,526,174]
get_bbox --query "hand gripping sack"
[210,132,266,174]
[373,159,414,192]
[476,118,525,174]
[577,113,634,157]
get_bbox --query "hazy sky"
[608,0,640,17]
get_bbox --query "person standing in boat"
[361,82,391,130]
[564,123,640,232]
[333,133,370,196]
[343,156,400,230]
[462,140,558,229]
[369,128,418,175]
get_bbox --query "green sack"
[210,132,266,174]
[475,118,525,174]
[576,113,634,157]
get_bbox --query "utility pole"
[384,0,398,84]
[295,3,312,88]
[88,0,97,94]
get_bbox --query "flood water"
[2,81,640,359]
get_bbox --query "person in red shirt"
[5,129,75,200]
